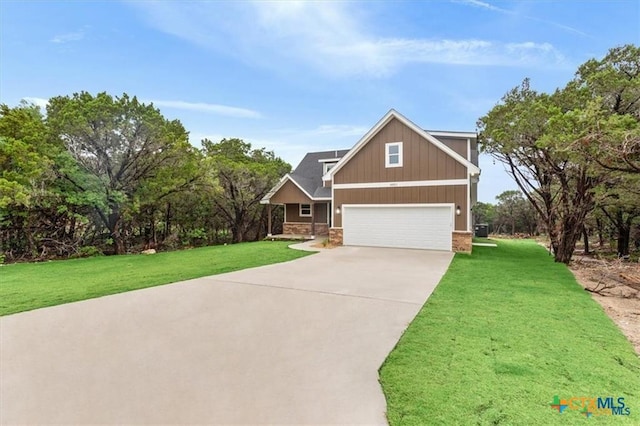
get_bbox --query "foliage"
[0,241,312,316]
[478,80,601,263]
[493,190,538,235]
[479,45,640,263]
[0,92,290,262]
[202,138,290,243]
[380,240,640,425]
[46,92,199,254]
[472,201,495,228]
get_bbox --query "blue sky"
[1,1,639,202]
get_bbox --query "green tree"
[494,190,538,235]
[478,80,601,263]
[202,138,290,243]
[472,201,495,230]
[47,92,195,254]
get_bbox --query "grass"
[0,241,312,316]
[380,239,640,425]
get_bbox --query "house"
[261,109,480,252]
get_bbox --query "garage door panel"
[342,205,452,251]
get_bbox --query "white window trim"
[323,161,337,175]
[299,203,312,217]
[385,142,403,168]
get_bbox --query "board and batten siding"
[333,185,467,230]
[285,203,328,224]
[269,180,311,204]
[437,137,468,159]
[333,118,467,184]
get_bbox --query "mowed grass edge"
[0,241,313,316]
[380,239,640,425]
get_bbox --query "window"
[385,142,403,168]
[323,161,337,175]
[300,203,312,217]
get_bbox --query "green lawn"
[0,241,312,316]
[380,239,640,425]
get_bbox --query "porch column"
[311,202,315,237]
[267,203,272,237]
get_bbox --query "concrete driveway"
[0,246,453,425]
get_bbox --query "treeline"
[474,190,640,255]
[478,44,640,263]
[0,92,290,262]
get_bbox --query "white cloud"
[127,1,569,78]
[50,31,85,44]
[455,0,511,14]
[454,0,588,37]
[22,97,48,109]
[144,99,262,119]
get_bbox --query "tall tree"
[202,138,290,243]
[47,92,195,254]
[494,190,537,235]
[478,80,602,263]
[570,44,640,174]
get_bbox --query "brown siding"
[314,203,328,224]
[334,118,467,184]
[285,203,328,224]
[270,180,311,204]
[333,185,467,230]
[438,137,467,159]
[286,204,310,223]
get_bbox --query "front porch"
[266,202,331,237]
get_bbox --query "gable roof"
[323,109,480,181]
[260,149,349,203]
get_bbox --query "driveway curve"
[0,246,453,425]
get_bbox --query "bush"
[71,246,103,259]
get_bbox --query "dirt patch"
[310,242,339,249]
[569,258,640,355]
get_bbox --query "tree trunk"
[617,214,631,257]
[163,202,171,241]
[108,209,125,255]
[550,215,584,264]
[582,225,590,255]
[596,217,605,247]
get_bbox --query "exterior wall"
[282,222,329,235]
[437,137,468,158]
[333,185,468,230]
[314,224,329,235]
[470,138,478,166]
[286,204,311,223]
[329,228,343,245]
[285,203,329,224]
[452,231,472,253]
[333,117,467,184]
[270,180,311,204]
[315,203,328,224]
[283,223,312,235]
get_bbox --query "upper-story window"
[385,142,403,168]
[323,161,338,174]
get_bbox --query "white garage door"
[342,204,453,251]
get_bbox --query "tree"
[202,138,290,243]
[47,92,196,254]
[478,80,601,263]
[570,45,640,174]
[494,190,538,235]
[472,201,495,231]
[0,102,75,260]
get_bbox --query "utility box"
[475,224,489,238]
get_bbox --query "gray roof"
[289,149,349,199]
